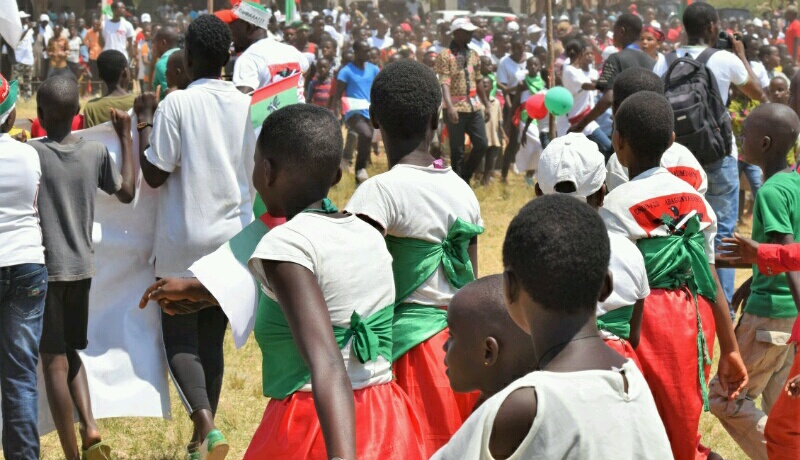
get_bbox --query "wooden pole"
[208,0,214,13]
[545,0,555,137]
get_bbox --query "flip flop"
[199,429,229,460]
[186,441,201,460]
[81,441,112,460]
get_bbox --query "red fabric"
[603,337,643,372]
[787,20,800,59]
[765,348,800,459]
[394,328,480,457]
[243,382,425,460]
[30,115,84,138]
[757,243,800,275]
[637,288,716,460]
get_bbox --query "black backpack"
[663,48,732,166]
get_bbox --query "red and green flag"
[250,73,300,130]
[102,0,113,18]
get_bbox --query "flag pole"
[545,0,555,137]
[208,0,214,14]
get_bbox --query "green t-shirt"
[83,94,136,128]
[746,171,800,319]
[153,48,179,101]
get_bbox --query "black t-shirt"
[596,48,656,92]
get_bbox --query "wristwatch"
[137,121,153,132]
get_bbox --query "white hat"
[527,24,542,35]
[507,21,519,32]
[141,13,151,23]
[753,18,764,28]
[558,14,570,22]
[536,133,606,200]
[450,17,477,33]
[39,14,49,22]
[19,11,31,19]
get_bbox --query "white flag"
[0,0,22,49]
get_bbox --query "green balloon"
[545,87,574,116]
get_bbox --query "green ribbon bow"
[596,305,634,340]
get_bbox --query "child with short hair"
[769,74,790,104]
[535,133,648,367]
[165,50,191,93]
[433,194,672,459]
[601,91,747,460]
[308,58,333,109]
[244,104,424,459]
[345,60,483,456]
[83,49,135,127]
[30,76,135,460]
[709,103,800,460]
[480,76,503,185]
[517,55,546,185]
[443,275,535,410]
[605,67,707,195]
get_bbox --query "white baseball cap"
[450,17,478,33]
[141,13,151,23]
[527,24,542,35]
[40,14,49,22]
[507,21,519,32]
[19,11,31,19]
[753,18,764,28]
[536,133,606,200]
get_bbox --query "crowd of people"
[2,0,800,459]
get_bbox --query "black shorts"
[40,279,92,354]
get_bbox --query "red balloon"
[525,93,548,119]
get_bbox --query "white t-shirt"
[102,18,135,60]
[606,142,708,195]
[145,79,256,277]
[345,164,483,306]
[432,360,672,460]
[249,213,395,390]
[233,37,309,101]
[600,167,718,264]
[653,52,668,77]
[67,36,81,63]
[39,25,53,59]
[497,53,532,89]
[367,34,393,50]
[15,27,35,66]
[337,12,349,34]
[469,38,491,57]
[599,232,650,328]
[0,134,45,266]
[557,64,599,136]
[750,60,770,89]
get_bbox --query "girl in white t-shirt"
[558,39,612,157]
[245,104,423,459]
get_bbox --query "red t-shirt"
[786,19,800,58]
[30,115,85,138]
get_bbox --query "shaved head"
[37,76,79,124]
[451,275,530,342]
[743,103,800,166]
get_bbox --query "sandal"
[199,429,229,460]
[81,441,112,460]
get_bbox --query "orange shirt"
[48,37,69,68]
[84,29,102,60]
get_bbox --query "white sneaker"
[356,168,369,184]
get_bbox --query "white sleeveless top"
[432,360,674,460]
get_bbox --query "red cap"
[400,22,412,33]
[214,9,238,23]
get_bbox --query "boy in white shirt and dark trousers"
[30,76,135,460]
[135,14,256,460]
[0,77,48,459]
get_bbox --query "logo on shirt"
[628,192,710,235]
[666,166,703,191]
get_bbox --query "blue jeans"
[705,155,740,317]
[0,263,47,459]
[738,160,763,197]
[587,127,613,161]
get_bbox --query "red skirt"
[765,348,800,460]
[636,288,716,460]
[394,328,480,457]
[243,382,425,460]
[603,337,643,373]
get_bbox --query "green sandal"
[186,441,201,460]
[81,441,112,460]
[199,429,229,460]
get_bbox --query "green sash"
[385,218,484,361]
[596,305,634,340]
[636,215,716,411]
[255,296,393,399]
[488,73,498,99]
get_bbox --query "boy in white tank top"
[433,194,672,459]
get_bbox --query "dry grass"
[8,99,751,459]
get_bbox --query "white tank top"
[432,360,674,460]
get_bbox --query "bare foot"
[79,422,102,450]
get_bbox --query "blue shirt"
[337,62,380,120]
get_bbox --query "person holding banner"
[134,15,255,460]
[215,1,309,99]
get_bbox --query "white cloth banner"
[0,116,171,439]
[0,0,22,49]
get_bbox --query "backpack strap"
[666,50,678,66]
[696,47,719,65]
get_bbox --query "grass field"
[8,100,751,459]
